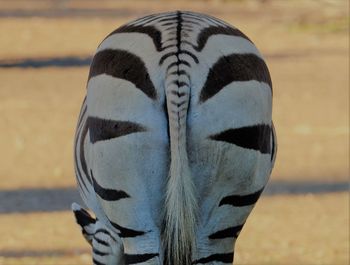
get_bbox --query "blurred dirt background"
[0,0,348,264]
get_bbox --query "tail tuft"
[72,202,96,245]
[163,151,197,265]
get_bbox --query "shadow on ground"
[0,249,89,258]
[0,56,92,68]
[0,181,348,214]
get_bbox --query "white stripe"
[87,75,164,128]
[188,81,272,137]
[200,35,262,60]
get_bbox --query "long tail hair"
[162,69,197,265]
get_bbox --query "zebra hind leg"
[72,203,125,265]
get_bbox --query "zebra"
[72,10,277,265]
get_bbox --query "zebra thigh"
[85,75,168,262]
[188,67,273,262]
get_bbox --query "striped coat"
[72,11,277,265]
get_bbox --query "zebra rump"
[72,10,276,265]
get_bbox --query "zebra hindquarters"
[84,74,169,264]
[188,77,274,262]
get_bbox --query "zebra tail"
[72,202,96,245]
[163,72,197,265]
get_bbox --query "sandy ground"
[0,193,348,265]
[0,0,349,264]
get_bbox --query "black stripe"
[166,22,179,28]
[79,121,91,183]
[162,44,177,50]
[109,220,146,238]
[159,52,177,65]
[209,124,271,154]
[93,258,105,265]
[93,248,108,256]
[74,119,88,191]
[160,51,198,65]
[125,253,159,264]
[170,100,187,107]
[171,108,187,115]
[208,224,244,239]
[170,90,186,97]
[181,50,199,63]
[181,40,197,50]
[106,24,163,51]
[93,235,109,247]
[168,69,190,77]
[176,13,182,43]
[167,31,177,36]
[164,99,170,139]
[271,122,276,162]
[90,170,130,201]
[73,208,95,227]
[166,60,190,71]
[199,54,272,103]
[157,16,177,23]
[88,116,146,143]
[88,49,157,100]
[163,37,176,44]
[219,187,265,207]
[164,26,177,31]
[161,21,176,27]
[171,80,188,87]
[193,252,234,264]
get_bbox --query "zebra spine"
[163,26,197,265]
